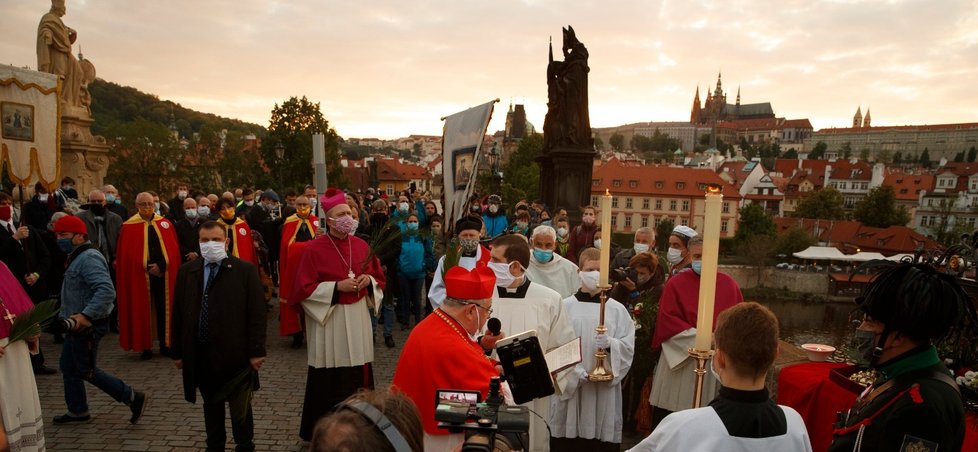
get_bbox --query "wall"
[720,265,829,294]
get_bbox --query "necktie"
[6,223,13,235]
[198,262,219,342]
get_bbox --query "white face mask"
[489,261,517,288]
[667,247,684,265]
[557,227,568,237]
[489,204,499,214]
[199,241,228,263]
[634,243,650,253]
[579,270,600,293]
[469,306,484,342]
[185,208,198,219]
[593,239,602,249]
[711,356,722,385]
[178,190,188,199]
[39,193,49,202]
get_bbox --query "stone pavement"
[33,299,411,451]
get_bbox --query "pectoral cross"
[2,306,14,323]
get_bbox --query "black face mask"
[370,213,389,226]
[88,203,106,216]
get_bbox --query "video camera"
[435,377,530,452]
[610,266,638,283]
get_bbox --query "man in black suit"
[176,197,204,262]
[77,189,124,333]
[171,221,267,452]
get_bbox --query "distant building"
[774,159,830,215]
[825,159,884,209]
[774,217,938,256]
[691,72,775,125]
[914,162,978,235]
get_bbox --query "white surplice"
[550,294,635,444]
[648,328,719,411]
[302,276,382,368]
[493,281,577,452]
[428,247,485,310]
[0,338,45,452]
[525,253,581,300]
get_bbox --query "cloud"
[2,0,976,138]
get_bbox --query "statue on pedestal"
[37,0,94,115]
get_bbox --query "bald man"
[102,184,129,220]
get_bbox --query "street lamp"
[275,142,285,189]
[489,142,502,194]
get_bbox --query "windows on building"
[626,198,633,209]
[722,202,730,214]
[655,181,664,189]
[721,220,729,233]
[613,180,622,188]
[386,184,394,195]
[629,180,638,188]
[611,216,617,227]
[592,196,598,206]
[654,217,661,227]
[680,217,689,226]
[669,200,677,211]
[642,198,650,210]
[682,200,690,211]
[625,216,632,227]
[612,197,619,208]
[655,199,662,210]
[641,216,649,227]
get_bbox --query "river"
[754,297,858,360]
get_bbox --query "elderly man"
[611,227,654,273]
[176,196,203,262]
[77,190,123,265]
[102,184,128,219]
[278,195,318,345]
[197,195,215,221]
[287,188,386,441]
[525,225,580,299]
[489,233,576,452]
[393,266,502,451]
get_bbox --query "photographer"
[311,389,424,452]
[609,252,665,311]
[393,266,502,451]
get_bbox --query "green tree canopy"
[735,203,776,242]
[263,96,343,192]
[809,141,827,160]
[609,133,625,151]
[655,218,675,253]
[968,147,977,163]
[793,187,846,220]
[775,226,816,257]
[500,133,542,201]
[783,149,799,159]
[853,185,911,228]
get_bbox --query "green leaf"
[5,299,59,347]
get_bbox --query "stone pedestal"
[538,147,595,224]
[60,105,109,195]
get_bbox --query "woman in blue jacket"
[396,213,434,331]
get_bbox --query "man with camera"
[393,266,502,451]
[51,215,147,425]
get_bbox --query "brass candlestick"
[588,285,614,382]
[688,348,715,408]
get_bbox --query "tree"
[593,136,603,150]
[954,151,965,163]
[737,235,776,287]
[920,148,931,166]
[655,219,675,253]
[859,148,870,162]
[877,149,892,164]
[105,119,188,203]
[775,226,817,257]
[968,147,978,163]
[841,142,852,159]
[735,203,776,243]
[500,133,542,202]
[783,149,799,159]
[609,133,625,151]
[630,134,652,153]
[793,188,846,220]
[264,96,344,192]
[809,141,827,160]
[893,151,903,164]
[852,185,911,228]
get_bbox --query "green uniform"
[829,346,964,452]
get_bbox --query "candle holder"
[588,284,614,382]
[688,348,715,408]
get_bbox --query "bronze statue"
[543,26,592,151]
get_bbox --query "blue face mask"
[57,237,75,254]
[692,260,703,275]
[406,222,419,231]
[533,248,554,263]
[105,194,116,203]
[541,220,553,227]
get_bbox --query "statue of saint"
[37,0,84,109]
[543,26,592,151]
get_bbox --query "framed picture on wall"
[1,102,34,142]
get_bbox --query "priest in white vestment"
[428,217,490,310]
[488,234,576,452]
[525,225,580,299]
[0,261,45,452]
[550,248,634,452]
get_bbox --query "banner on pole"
[0,64,60,188]
[441,100,496,228]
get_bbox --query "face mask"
[533,248,553,263]
[185,208,198,219]
[710,357,722,385]
[634,243,650,253]
[541,220,552,227]
[197,206,211,217]
[516,222,528,229]
[579,270,600,293]
[470,307,483,342]
[470,205,480,213]
[139,207,155,218]
[154,202,161,213]
[557,227,568,237]
[39,194,50,202]
[297,207,311,217]
[178,190,188,199]
[692,260,703,275]
[105,193,116,203]
[459,238,480,253]
[0,205,11,221]
[406,222,419,231]
[667,248,684,265]
[330,215,359,235]
[593,239,602,249]
[199,241,228,263]
[489,205,499,214]
[432,225,442,233]
[220,209,236,220]
[57,237,75,253]
[582,215,595,225]
[489,261,517,288]
[244,200,255,207]
[310,199,318,211]
[854,328,878,365]
[89,204,106,216]
[398,202,409,212]
[637,274,652,285]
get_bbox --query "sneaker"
[33,365,58,375]
[139,350,152,360]
[129,391,148,424]
[53,413,91,424]
[384,335,396,348]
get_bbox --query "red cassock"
[651,269,743,349]
[222,218,257,265]
[278,214,318,336]
[287,233,386,307]
[115,214,182,351]
[392,310,500,435]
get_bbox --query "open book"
[545,337,582,374]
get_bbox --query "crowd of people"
[0,177,973,452]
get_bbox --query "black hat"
[455,216,483,234]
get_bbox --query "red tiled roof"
[775,159,829,185]
[882,172,934,201]
[592,158,741,199]
[783,119,813,129]
[375,159,429,182]
[773,217,940,255]
[827,160,872,181]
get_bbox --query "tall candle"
[598,189,613,286]
[694,186,723,351]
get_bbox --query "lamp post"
[489,142,502,194]
[275,141,285,189]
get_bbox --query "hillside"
[87,79,265,139]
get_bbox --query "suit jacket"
[171,256,267,403]
[0,223,52,302]
[76,209,123,261]
[175,218,203,261]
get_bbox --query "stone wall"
[720,265,829,294]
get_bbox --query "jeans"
[382,304,395,338]
[397,276,424,325]
[60,320,133,415]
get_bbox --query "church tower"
[853,106,863,128]
[736,86,741,106]
[691,85,702,123]
[863,108,871,128]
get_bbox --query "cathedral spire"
[853,106,863,128]
[863,107,871,128]
[736,85,741,106]
[691,85,702,124]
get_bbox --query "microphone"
[487,318,501,336]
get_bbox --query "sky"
[3,0,977,140]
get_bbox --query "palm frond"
[6,299,59,346]
[362,220,402,272]
[441,238,461,278]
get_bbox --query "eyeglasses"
[464,302,492,315]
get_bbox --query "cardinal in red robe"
[215,199,257,265]
[393,266,501,451]
[115,192,182,357]
[278,195,317,338]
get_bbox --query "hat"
[261,189,280,202]
[54,215,88,235]
[455,216,483,234]
[671,225,698,242]
[320,188,347,216]
[445,266,496,300]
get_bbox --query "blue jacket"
[398,226,434,279]
[60,244,116,321]
[483,213,508,238]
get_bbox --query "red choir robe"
[278,213,318,336]
[220,217,257,265]
[392,309,500,435]
[651,269,743,349]
[0,261,34,339]
[116,214,181,351]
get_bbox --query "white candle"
[694,186,723,351]
[598,190,612,287]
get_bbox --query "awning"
[847,252,888,262]
[792,246,850,261]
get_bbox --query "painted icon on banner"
[452,146,475,190]
[1,102,34,142]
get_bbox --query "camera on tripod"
[609,266,637,283]
[435,377,530,452]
